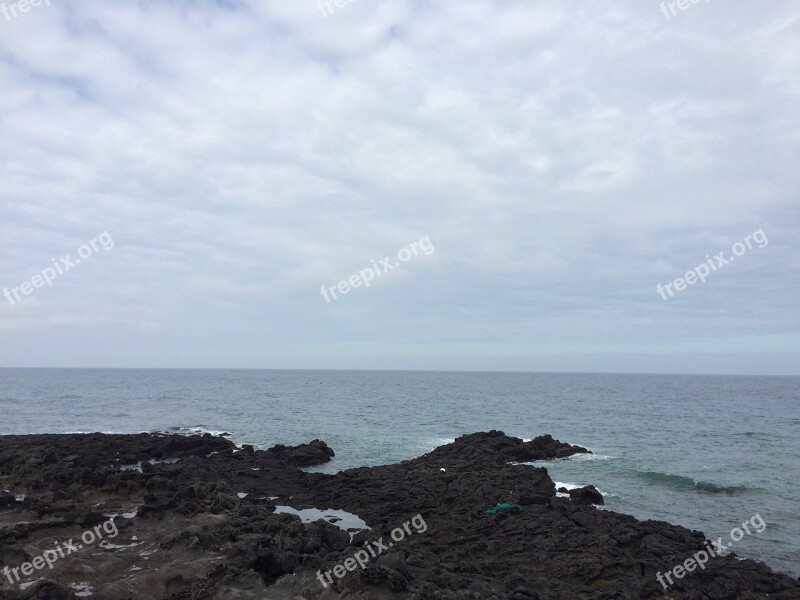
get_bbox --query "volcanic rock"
[568,484,604,505]
[262,438,335,466]
[0,431,796,599]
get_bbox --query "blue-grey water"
[0,369,797,577]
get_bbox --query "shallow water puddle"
[70,582,93,597]
[119,458,180,472]
[273,505,371,538]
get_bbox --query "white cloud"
[0,0,798,372]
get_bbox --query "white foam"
[554,481,581,491]
[526,453,614,465]
[566,453,614,462]
[426,437,455,450]
[164,426,231,438]
[554,481,579,497]
[65,431,131,435]
[237,492,248,499]
[553,481,614,498]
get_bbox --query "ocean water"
[0,368,797,577]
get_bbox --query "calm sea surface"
[0,369,797,576]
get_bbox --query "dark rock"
[508,433,591,461]
[0,430,795,600]
[427,430,590,464]
[569,484,605,505]
[262,439,335,466]
[81,510,108,527]
[0,490,16,508]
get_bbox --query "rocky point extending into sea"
[0,430,797,599]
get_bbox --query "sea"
[0,369,797,577]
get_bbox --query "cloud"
[0,0,798,372]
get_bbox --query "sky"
[0,1,798,374]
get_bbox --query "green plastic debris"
[485,502,523,514]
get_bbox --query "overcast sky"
[1,1,798,374]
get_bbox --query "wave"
[519,453,615,464]
[562,453,614,462]
[553,481,615,498]
[735,431,785,441]
[554,481,578,497]
[160,426,232,438]
[64,430,146,435]
[553,481,581,491]
[425,437,456,451]
[635,471,749,494]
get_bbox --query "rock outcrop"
[0,431,796,599]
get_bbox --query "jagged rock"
[262,439,335,466]
[0,490,16,509]
[568,484,604,505]
[0,431,795,599]
[426,430,590,464]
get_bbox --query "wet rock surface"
[568,484,604,506]
[0,430,796,599]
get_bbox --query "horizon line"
[0,366,797,377]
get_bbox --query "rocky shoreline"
[0,430,797,599]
